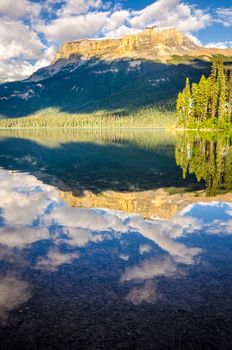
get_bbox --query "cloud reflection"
[36,248,80,272]
[0,274,30,319]
[126,280,157,305]
[0,169,231,309]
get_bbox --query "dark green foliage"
[176,59,232,129]
[0,58,211,118]
[176,131,232,195]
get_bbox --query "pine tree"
[210,59,219,120]
[176,91,184,127]
[176,59,231,129]
[227,69,232,123]
[217,59,227,125]
[183,77,192,125]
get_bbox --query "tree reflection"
[175,132,232,196]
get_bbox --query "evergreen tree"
[183,77,192,124]
[217,59,227,125]
[210,59,219,120]
[227,70,232,122]
[176,58,231,129]
[176,91,184,127]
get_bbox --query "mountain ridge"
[53,27,232,63]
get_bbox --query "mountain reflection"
[0,130,232,221]
[0,129,203,195]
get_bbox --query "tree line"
[0,107,175,129]
[176,59,232,129]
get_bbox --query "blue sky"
[0,0,231,82]
[118,0,232,43]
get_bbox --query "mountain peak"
[53,26,199,63]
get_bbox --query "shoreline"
[0,126,229,131]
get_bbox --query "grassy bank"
[0,107,176,129]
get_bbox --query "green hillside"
[0,58,212,119]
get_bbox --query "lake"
[0,129,231,349]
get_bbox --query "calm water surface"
[0,129,231,350]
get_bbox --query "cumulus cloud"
[0,19,44,60]
[129,0,211,33]
[0,0,41,20]
[0,47,57,82]
[216,8,232,27]
[58,0,106,16]
[205,41,232,49]
[38,12,109,44]
[186,33,202,46]
[38,0,212,43]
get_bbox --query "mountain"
[53,26,232,63]
[0,27,232,118]
[60,188,232,220]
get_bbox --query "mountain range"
[0,27,232,118]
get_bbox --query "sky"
[0,0,231,82]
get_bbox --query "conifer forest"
[176,59,232,129]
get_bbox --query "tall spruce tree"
[217,59,227,125]
[183,77,192,124]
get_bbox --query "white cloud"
[103,25,139,38]
[0,19,44,60]
[0,49,55,83]
[216,8,232,27]
[0,59,35,82]
[128,0,211,33]
[38,12,109,44]
[205,41,232,49]
[58,0,105,16]
[0,0,41,20]
[103,10,131,35]
[186,33,202,46]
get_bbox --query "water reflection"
[176,132,232,196]
[0,170,231,311]
[0,131,232,348]
[0,129,232,220]
[0,129,202,196]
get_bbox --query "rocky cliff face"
[60,188,232,220]
[54,27,232,63]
